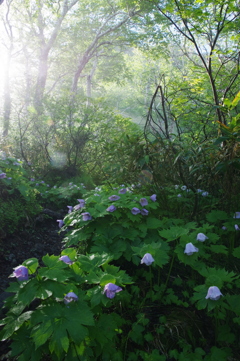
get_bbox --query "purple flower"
[150,194,157,202]
[13,265,29,281]
[222,226,227,230]
[205,286,223,301]
[64,292,78,304]
[235,224,240,231]
[139,198,148,207]
[184,243,199,255]
[35,183,39,186]
[140,208,149,216]
[108,195,120,201]
[40,180,45,184]
[177,194,182,197]
[181,185,187,190]
[103,283,122,299]
[82,212,92,221]
[59,255,73,265]
[0,173,7,179]
[233,212,240,219]
[119,188,127,194]
[67,206,73,213]
[202,191,209,197]
[141,253,154,266]
[74,204,82,211]
[106,205,117,212]
[57,219,64,228]
[131,207,140,215]
[30,178,35,181]
[196,233,208,242]
[77,199,85,207]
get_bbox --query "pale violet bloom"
[140,208,149,216]
[64,292,78,304]
[119,188,127,194]
[222,226,227,230]
[53,185,57,189]
[181,185,187,190]
[197,189,203,193]
[150,194,157,202]
[233,212,240,219]
[177,194,182,197]
[184,243,199,255]
[0,172,7,179]
[140,198,148,206]
[205,286,223,301]
[175,185,179,189]
[106,205,117,212]
[141,253,155,265]
[131,207,140,215]
[57,219,64,228]
[94,193,100,196]
[103,283,122,299]
[235,224,240,231]
[82,212,92,221]
[59,255,73,265]
[196,233,208,242]
[67,206,73,213]
[74,204,82,211]
[13,265,29,281]
[202,191,209,197]
[30,178,35,181]
[108,195,120,201]
[77,199,85,207]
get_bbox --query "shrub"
[1,184,240,360]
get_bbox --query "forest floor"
[0,216,65,360]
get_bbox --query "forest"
[0,0,240,360]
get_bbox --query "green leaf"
[18,279,39,306]
[146,217,163,229]
[159,226,189,241]
[199,267,238,285]
[39,255,70,282]
[31,320,53,349]
[206,210,229,223]
[0,311,33,341]
[22,258,39,274]
[209,245,228,255]
[232,246,240,258]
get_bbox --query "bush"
[1,184,240,360]
[0,157,42,233]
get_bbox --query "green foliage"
[0,157,42,233]
[3,184,240,359]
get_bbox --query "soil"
[0,212,66,360]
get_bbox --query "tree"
[144,0,240,125]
